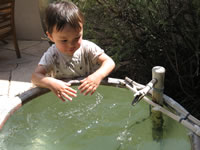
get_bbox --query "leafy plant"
[72,0,200,118]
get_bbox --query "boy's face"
[47,24,83,56]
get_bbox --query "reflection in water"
[0,85,190,150]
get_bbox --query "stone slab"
[0,72,10,96]
[9,57,38,96]
[21,41,49,56]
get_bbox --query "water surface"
[0,85,190,150]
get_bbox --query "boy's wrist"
[42,77,56,89]
[92,71,105,81]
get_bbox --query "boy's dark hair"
[45,1,84,34]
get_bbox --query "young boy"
[31,1,115,102]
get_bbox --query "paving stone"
[0,40,42,51]
[21,41,49,56]
[9,56,39,97]
[0,71,10,96]
[0,40,45,97]
[9,81,33,97]
[0,49,17,63]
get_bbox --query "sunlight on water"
[0,85,190,150]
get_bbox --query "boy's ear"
[46,31,54,42]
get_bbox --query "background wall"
[15,0,44,40]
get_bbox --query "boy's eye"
[61,40,67,43]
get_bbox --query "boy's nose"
[68,41,75,47]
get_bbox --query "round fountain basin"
[0,85,190,150]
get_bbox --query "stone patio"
[0,40,49,98]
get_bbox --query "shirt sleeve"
[38,45,56,73]
[86,40,104,64]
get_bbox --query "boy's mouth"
[68,48,75,52]
[69,48,75,51]
[66,47,77,54]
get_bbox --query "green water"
[0,85,190,150]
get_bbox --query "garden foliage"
[71,0,200,118]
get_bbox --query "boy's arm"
[31,65,77,101]
[78,53,115,95]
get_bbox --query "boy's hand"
[49,78,77,102]
[78,53,115,96]
[78,74,102,95]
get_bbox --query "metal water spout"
[132,78,157,106]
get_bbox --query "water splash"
[109,103,117,109]
[85,92,103,112]
[77,130,82,134]
[73,92,104,136]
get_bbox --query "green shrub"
[72,0,200,118]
